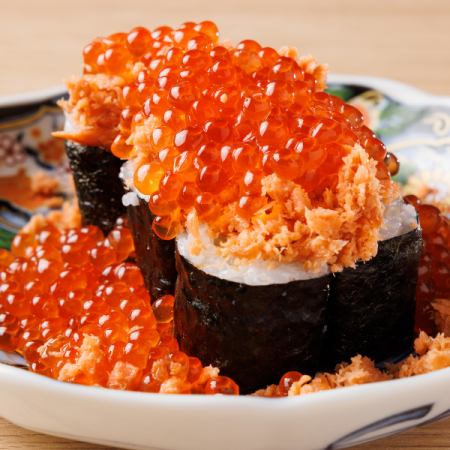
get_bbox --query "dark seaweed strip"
[324,228,422,368]
[174,251,331,394]
[65,141,125,234]
[126,196,177,300]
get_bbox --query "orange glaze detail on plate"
[0,96,72,247]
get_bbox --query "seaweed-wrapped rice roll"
[175,224,331,393]
[64,140,125,234]
[54,63,127,233]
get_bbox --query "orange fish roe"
[55,20,395,268]
[55,22,222,149]
[432,299,450,336]
[119,30,392,241]
[72,21,393,269]
[404,195,450,334]
[257,331,450,397]
[0,219,238,395]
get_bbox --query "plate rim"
[328,73,450,107]
[1,360,449,405]
[0,85,66,109]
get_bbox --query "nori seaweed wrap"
[65,141,126,234]
[324,228,423,367]
[126,195,177,300]
[174,251,331,394]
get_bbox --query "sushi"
[173,196,420,391]
[54,72,126,233]
[57,22,422,390]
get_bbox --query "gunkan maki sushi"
[54,65,127,233]
[57,22,422,392]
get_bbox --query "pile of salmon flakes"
[0,218,238,395]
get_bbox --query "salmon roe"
[0,219,238,395]
[76,21,390,240]
[404,195,450,334]
[277,370,304,396]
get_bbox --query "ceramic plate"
[0,75,449,450]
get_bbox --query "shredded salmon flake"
[22,202,81,235]
[107,361,140,390]
[395,332,450,378]
[58,334,104,383]
[217,144,385,271]
[54,75,124,148]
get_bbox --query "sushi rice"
[121,156,418,286]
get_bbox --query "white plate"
[0,363,449,450]
[0,75,450,450]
